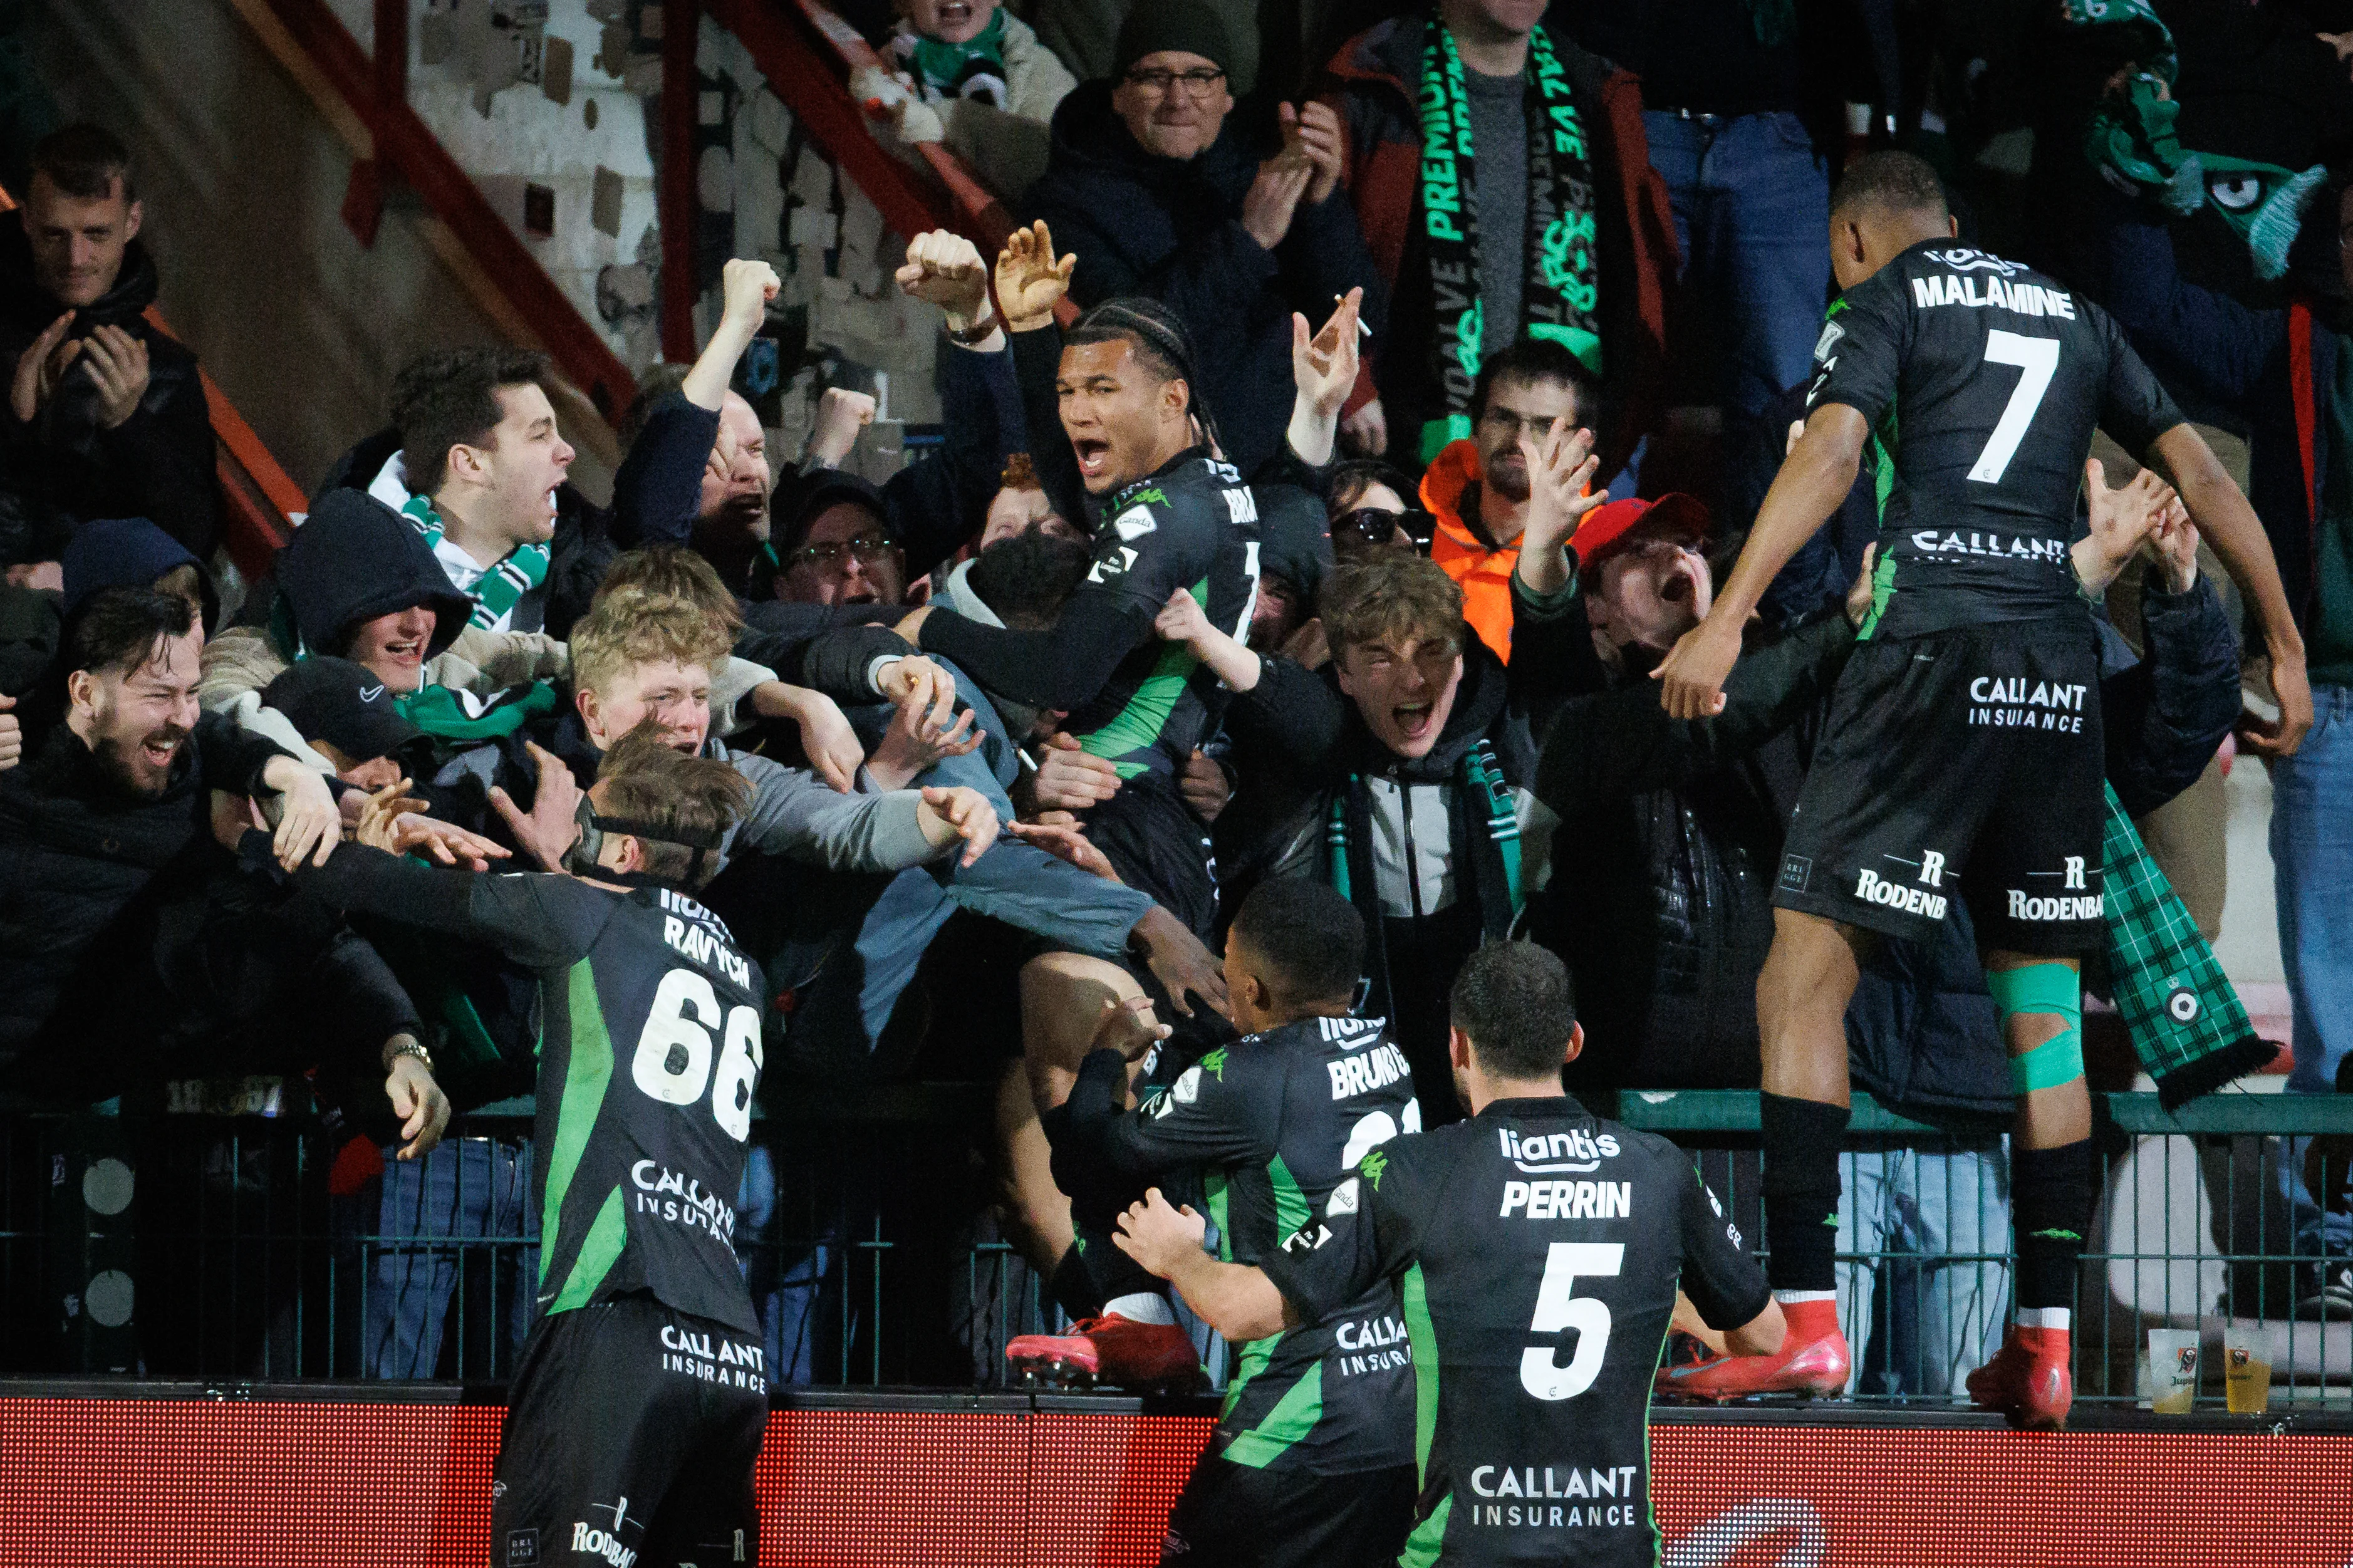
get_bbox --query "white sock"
[2015,1307,2070,1332]
[1772,1289,1837,1305]
[1105,1292,1175,1326]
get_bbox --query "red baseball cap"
[1569,492,1711,571]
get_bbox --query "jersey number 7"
[1520,1242,1624,1401]
[1967,331,2060,485]
[633,968,764,1141]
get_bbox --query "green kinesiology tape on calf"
[2012,1032,2086,1094]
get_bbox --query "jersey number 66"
[633,968,764,1141]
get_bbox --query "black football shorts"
[1775,621,2107,957]
[490,1293,767,1568]
[1160,1454,1417,1568]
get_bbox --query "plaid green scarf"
[2101,781,2272,1107]
[400,495,549,632]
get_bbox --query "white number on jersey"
[1520,1241,1624,1401]
[1967,331,2060,484]
[632,968,764,1141]
[1339,1098,1421,1171]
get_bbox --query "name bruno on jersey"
[1075,1012,1419,1473]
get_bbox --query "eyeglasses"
[792,532,898,567]
[1123,66,1227,96]
[1478,407,1572,440]
[1333,507,1431,549]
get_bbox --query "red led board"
[0,1399,2347,1565]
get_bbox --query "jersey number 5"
[1968,331,2060,485]
[1520,1242,1624,1401]
[633,969,764,1141]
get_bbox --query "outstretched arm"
[1114,1188,1296,1342]
[2146,423,2311,757]
[1654,403,1866,718]
[1155,588,1260,691]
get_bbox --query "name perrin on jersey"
[1805,240,2185,640]
[1262,1098,1767,1566]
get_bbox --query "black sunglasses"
[1333,507,1431,548]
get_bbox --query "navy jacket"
[2097,209,2328,638]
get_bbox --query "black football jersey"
[1805,241,2185,640]
[1067,449,1262,779]
[1057,1014,1421,1475]
[1261,1097,1767,1567]
[294,848,767,1334]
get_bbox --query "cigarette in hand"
[1332,295,1373,338]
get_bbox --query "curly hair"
[567,591,734,700]
[1318,553,1464,658]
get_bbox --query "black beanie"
[1111,1,1234,81]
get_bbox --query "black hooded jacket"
[1022,81,1384,479]
[0,225,216,565]
[274,488,474,662]
[1515,586,1856,1093]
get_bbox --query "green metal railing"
[1615,1089,2353,1410]
[3,1081,1024,1388]
[8,1087,2347,1406]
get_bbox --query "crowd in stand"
[1,0,2351,1386]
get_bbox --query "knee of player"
[1985,959,2085,1090]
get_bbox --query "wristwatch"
[383,1038,435,1074]
[945,299,998,346]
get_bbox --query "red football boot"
[1658,1298,1851,1403]
[1966,1324,2072,1430]
[1006,1312,1204,1392]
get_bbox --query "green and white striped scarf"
[400,495,549,632]
[1326,737,1523,928]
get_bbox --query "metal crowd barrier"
[11,1088,2349,1410]
[1616,1089,2353,1410]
